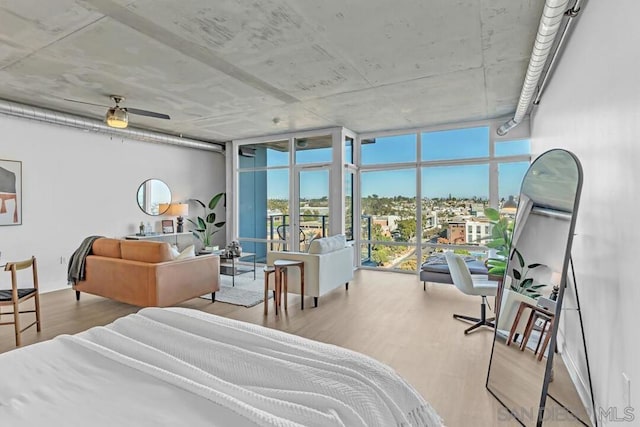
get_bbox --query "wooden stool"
[507,301,532,347]
[520,308,555,361]
[263,266,276,315]
[273,259,305,311]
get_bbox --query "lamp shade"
[169,203,189,217]
[158,203,171,215]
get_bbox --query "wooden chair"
[0,256,41,346]
[276,225,306,251]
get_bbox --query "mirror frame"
[136,178,171,216]
[485,149,592,426]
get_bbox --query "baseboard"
[560,347,596,425]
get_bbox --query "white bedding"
[0,307,442,426]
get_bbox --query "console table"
[125,232,192,245]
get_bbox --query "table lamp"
[170,203,189,233]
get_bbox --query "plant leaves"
[531,284,547,289]
[528,263,543,269]
[206,212,216,223]
[208,193,224,210]
[487,239,505,248]
[488,266,505,275]
[521,278,534,288]
[510,285,518,291]
[485,208,500,221]
[512,269,521,280]
[193,199,205,209]
[197,217,206,230]
[514,249,525,268]
[214,221,226,228]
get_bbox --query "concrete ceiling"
[0,0,544,142]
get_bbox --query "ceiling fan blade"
[63,98,110,108]
[125,107,170,120]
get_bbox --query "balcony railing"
[263,214,487,270]
[267,214,330,251]
[266,214,371,252]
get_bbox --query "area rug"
[201,270,270,307]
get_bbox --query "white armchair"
[266,235,354,307]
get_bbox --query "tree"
[396,218,416,242]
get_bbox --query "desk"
[125,232,192,246]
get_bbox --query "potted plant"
[483,207,513,277]
[508,248,546,299]
[188,192,226,250]
[484,208,546,299]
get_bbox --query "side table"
[217,252,256,286]
[273,259,305,311]
[507,301,555,361]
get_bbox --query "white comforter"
[0,308,442,426]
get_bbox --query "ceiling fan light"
[105,107,128,128]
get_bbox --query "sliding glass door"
[296,167,330,252]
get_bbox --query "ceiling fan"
[64,95,170,129]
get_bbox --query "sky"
[244,127,530,200]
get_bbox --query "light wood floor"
[0,269,581,426]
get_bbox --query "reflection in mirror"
[486,149,594,426]
[137,179,171,216]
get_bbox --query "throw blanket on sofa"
[67,235,103,284]
[0,308,442,427]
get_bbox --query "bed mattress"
[0,307,442,426]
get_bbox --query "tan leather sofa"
[73,238,220,307]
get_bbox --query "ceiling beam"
[83,0,299,104]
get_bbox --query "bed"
[0,307,442,426]
[420,253,488,287]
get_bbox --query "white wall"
[531,0,639,421]
[0,114,225,293]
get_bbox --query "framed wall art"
[162,219,174,234]
[0,159,22,226]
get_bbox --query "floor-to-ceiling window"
[358,125,530,272]
[237,140,289,262]
[232,124,529,271]
[235,131,342,260]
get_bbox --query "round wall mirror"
[136,179,171,216]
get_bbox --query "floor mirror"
[486,149,596,426]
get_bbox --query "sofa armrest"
[155,255,220,306]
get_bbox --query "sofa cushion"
[120,240,173,263]
[92,238,122,258]
[308,234,346,254]
[175,245,196,260]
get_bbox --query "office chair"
[445,251,499,334]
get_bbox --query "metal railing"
[266,214,371,252]
[267,214,330,250]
